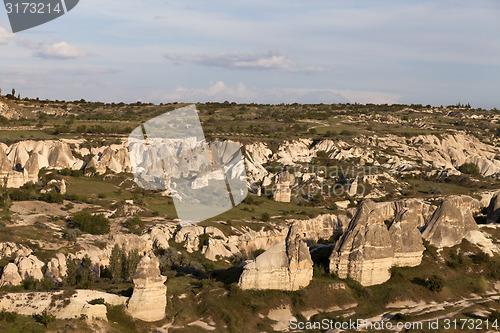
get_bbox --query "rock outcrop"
[273,171,295,202]
[0,263,22,287]
[0,242,31,259]
[422,197,480,248]
[45,253,67,284]
[238,229,313,291]
[15,255,44,280]
[329,201,394,286]
[126,252,167,322]
[288,214,348,245]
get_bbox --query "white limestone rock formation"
[126,251,167,322]
[238,229,313,291]
[236,226,289,254]
[45,253,67,284]
[244,142,273,185]
[0,263,23,287]
[87,146,131,174]
[149,225,174,250]
[389,201,425,267]
[273,171,295,203]
[288,214,349,245]
[174,225,209,253]
[0,242,31,259]
[347,177,358,197]
[422,197,481,248]
[275,139,314,166]
[15,255,45,281]
[329,200,395,286]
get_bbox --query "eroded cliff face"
[389,201,426,267]
[1,132,498,196]
[422,197,480,248]
[487,194,500,223]
[329,200,395,286]
[238,228,313,291]
[328,194,499,286]
[126,251,167,322]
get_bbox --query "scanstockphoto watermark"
[289,318,499,331]
[258,164,380,198]
[289,319,423,331]
[4,0,79,33]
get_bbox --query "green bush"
[9,188,35,201]
[392,313,410,321]
[447,252,465,268]
[88,298,105,305]
[426,275,444,292]
[125,216,142,234]
[33,311,55,328]
[0,310,17,323]
[261,212,270,222]
[72,211,110,235]
[39,192,64,204]
[472,251,490,264]
[198,233,210,251]
[459,163,480,176]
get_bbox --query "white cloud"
[150,81,400,105]
[35,42,88,60]
[0,26,14,44]
[165,50,326,73]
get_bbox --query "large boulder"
[0,242,31,259]
[329,200,394,286]
[238,229,313,291]
[126,252,167,322]
[15,255,44,280]
[45,253,67,284]
[0,145,11,172]
[422,197,480,248]
[273,171,295,203]
[0,263,22,287]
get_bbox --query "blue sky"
[1,0,499,108]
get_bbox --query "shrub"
[125,216,142,234]
[447,252,465,268]
[426,275,444,292]
[9,188,35,201]
[472,251,490,264]
[261,212,270,222]
[33,311,56,327]
[392,313,410,321]
[88,298,105,305]
[489,310,500,321]
[72,211,110,235]
[459,163,480,176]
[0,310,17,323]
[198,233,210,251]
[39,191,64,204]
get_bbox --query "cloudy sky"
[0,0,499,108]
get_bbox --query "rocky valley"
[0,97,499,332]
